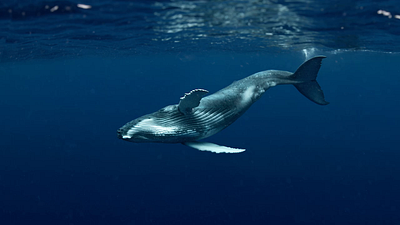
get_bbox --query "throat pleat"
[154,107,236,133]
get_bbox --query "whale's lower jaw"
[118,123,227,144]
[117,106,238,143]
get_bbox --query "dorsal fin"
[178,89,208,115]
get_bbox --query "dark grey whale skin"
[117,56,328,143]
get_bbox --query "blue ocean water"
[1,0,400,224]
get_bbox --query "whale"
[117,56,329,153]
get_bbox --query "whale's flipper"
[178,89,209,114]
[183,141,246,153]
[292,56,329,105]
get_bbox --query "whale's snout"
[117,127,124,139]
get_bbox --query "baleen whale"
[117,56,329,153]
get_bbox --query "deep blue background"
[1,51,399,224]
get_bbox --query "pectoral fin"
[183,141,246,153]
[178,89,208,115]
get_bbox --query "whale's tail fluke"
[291,56,329,105]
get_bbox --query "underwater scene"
[1,0,400,224]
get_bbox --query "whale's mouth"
[117,126,154,142]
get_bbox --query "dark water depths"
[1,1,400,224]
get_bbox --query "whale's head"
[117,105,199,143]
